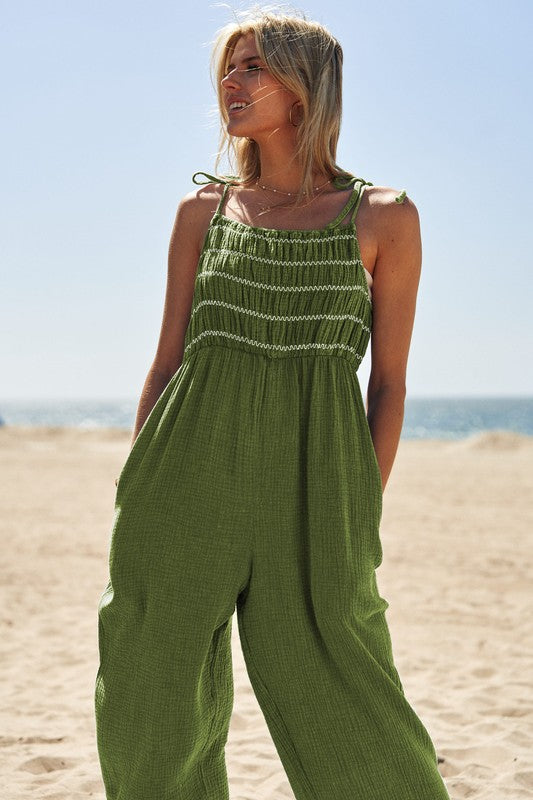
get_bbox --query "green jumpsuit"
[94,171,451,800]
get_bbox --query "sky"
[1,0,532,401]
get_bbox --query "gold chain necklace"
[255,176,332,196]
[252,188,329,218]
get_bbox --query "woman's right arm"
[129,191,207,449]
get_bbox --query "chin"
[226,119,248,136]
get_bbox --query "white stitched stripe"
[203,246,362,268]
[184,330,364,360]
[193,299,371,334]
[199,270,371,303]
[211,219,357,243]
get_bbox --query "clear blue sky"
[2,0,532,400]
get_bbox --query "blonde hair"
[208,4,356,206]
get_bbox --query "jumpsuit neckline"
[193,171,371,236]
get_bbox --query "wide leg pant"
[94,347,451,800]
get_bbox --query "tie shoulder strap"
[327,174,374,229]
[346,177,374,225]
[191,171,242,216]
[329,173,407,228]
[191,171,240,185]
[344,180,406,225]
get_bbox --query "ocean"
[0,396,532,440]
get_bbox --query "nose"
[221,67,241,90]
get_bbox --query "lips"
[227,98,250,113]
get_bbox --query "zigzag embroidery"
[183,330,364,361]
[203,246,362,269]
[199,270,371,303]
[192,299,371,335]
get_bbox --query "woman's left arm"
[366,190,422,492]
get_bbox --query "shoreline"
[1,423,533,443]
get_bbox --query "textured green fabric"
[94,172,450,800]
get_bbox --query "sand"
[1,425,532,799]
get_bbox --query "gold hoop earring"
[289,102,302,127]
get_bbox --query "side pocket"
[114,421,149,495]
[367,428,383,497]
[96,579,113,669]
[367,430,383,524]
[356,399,384,526]
[114,439,136,494]
[351,375,383,501]
[115,366,184,493]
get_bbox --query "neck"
[251,133,328,193]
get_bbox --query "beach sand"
[1,425,532,799]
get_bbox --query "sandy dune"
[1,426,532,799]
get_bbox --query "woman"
[95,7,451,800]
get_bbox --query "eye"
[223,63,263,77]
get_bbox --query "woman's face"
[220,32,300,139]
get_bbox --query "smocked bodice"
[182,172,377,372]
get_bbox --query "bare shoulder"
[172,183,223,255]
[361,185,422,285]
[151,183,224,377]
[364,184,420,241]
[178,181,222,215]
